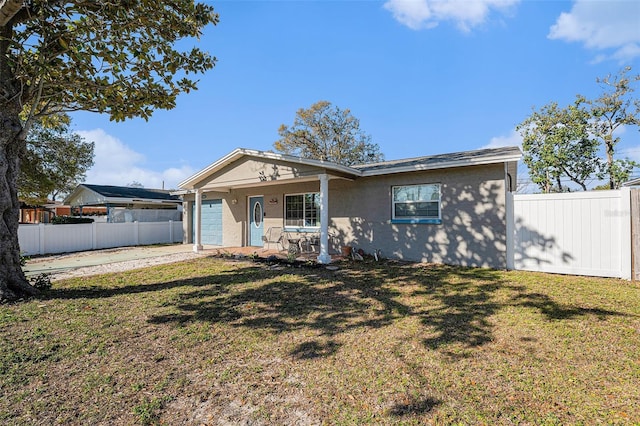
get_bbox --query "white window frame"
[284,192,321,231]
[391,183,442,224]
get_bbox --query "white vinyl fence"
[18,221,184,256]
[507,189,632,279]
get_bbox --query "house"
[19,201,55,224]
[19,200,106,224]
[176,146,521,268]
[64,184,182,223]
[622,177,640,187]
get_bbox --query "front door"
[249,196,264,246]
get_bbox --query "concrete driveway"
[23,244,198,277]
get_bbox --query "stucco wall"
[329,164,508,268]
[184,163,508,268]
[198,157,330,191]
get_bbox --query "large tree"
[518,67,639,192]
[274,101,384,166]
[0,1,218,301]
[517,101,600,192]
[19,114,94,204]
[583,66,640,189]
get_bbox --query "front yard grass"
[1,256,639,425]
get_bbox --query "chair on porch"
[262,227,284,251]
[300,233,320,253]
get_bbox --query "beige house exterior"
[176,146,521,269]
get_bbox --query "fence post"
[134,221,139,246]
[169,220,174,242]
[92,222,97,250]
[38,223,45,255]
[631,188,640,281]
[620,187,632,280]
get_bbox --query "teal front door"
[249,196,264,246]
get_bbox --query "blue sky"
[70,0,640,190]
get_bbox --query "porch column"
[317,173,331,264]
[193,189,203,252]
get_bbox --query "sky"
[69,0,640,190]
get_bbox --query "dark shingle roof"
[83,184,180,201]
[352,146,522,173]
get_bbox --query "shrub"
[51,216,94,225]
[30,273,52,290]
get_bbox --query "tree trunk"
[555,176,563,193]
[605,135,615,190]
[0,109,39,302]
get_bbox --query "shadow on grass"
[148,274,402,336]
[40,266,270,301]
[512,291,628,321]
[44,259,633,360]
[388,397,441,416]
[290,340,341,360]
[142,261,513,358]
[410,265,505,353]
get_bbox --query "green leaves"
[274,101,384,166]
[583,66,640,189]
[517,101,599,192]
[517,67,640,192]
[18,113,94,204]
[2,0,219,122]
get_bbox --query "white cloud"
[481,129,523,149]
[76,129,195,190]
[548,0,640,62]
[383,0,519,32]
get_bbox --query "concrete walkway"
[23,244,333,278]
[23,244,198,277]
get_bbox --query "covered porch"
[176,149,359,264]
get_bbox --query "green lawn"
[1,257,639,425]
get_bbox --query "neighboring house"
[64,184,182,223]
[19,200,105,223]
[19,201,54,224]
[176,146,521,268]
[45,201,107,218]
[622,177,640,187]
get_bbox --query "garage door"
[192,199,222,246]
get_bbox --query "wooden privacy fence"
[18,221,184,256]
[507,188,634,280]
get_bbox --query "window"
[253,201,262,228]
[392,184,441,224]
[285,193,320,228]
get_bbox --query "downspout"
[505,162,515,270]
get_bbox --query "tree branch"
[0,0,23,26]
